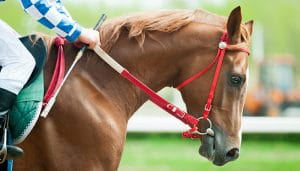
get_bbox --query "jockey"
[0,0,100,160]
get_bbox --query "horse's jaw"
[198,125,241,166]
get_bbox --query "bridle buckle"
[204,104,212,112]
[166,104,185,118]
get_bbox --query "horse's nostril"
[226,148,239,161]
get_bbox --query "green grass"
[119,134,300,171]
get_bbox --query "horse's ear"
[245,20,254,35]
[227,6,242,43]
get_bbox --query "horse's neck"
[109,36,181,117]
[44,24,217,121]
[78,32,181,119]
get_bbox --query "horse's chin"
[198,127,240,166]
[199,135,218,164]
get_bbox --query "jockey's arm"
[19,0,100,48]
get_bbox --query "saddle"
[20,35,47,87]
[8,35,47,144]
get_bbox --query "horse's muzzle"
[198,126,240,166]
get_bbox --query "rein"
[45,32,250,139]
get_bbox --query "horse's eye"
[229,75,243,86]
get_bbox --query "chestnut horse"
[14,6,253,170]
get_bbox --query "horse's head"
[175,7,253,166]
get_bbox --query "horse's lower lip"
[199,135,215,160]
[200,146,227,166]
[199,134,228,166]
[199,148,226,166]
[207,151,216,161]
[199,145,215,161]
[213,159,226,166]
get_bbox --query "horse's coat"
[14,7,253,170]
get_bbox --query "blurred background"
[1,0,300,171]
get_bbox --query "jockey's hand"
[77,28,100,49]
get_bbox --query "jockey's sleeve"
[19,0,82,42]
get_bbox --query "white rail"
[127,116,300,133]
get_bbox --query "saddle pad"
[9,72,44,144]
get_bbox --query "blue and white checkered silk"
[20,0,82,42]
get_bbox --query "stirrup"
[0,114,8,164]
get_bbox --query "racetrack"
[119,134,300,171]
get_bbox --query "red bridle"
[179,32,250,138]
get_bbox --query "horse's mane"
[100,9,227,51]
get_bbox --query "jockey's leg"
[0,19,35,161]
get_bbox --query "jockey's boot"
[0,88,24,162]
